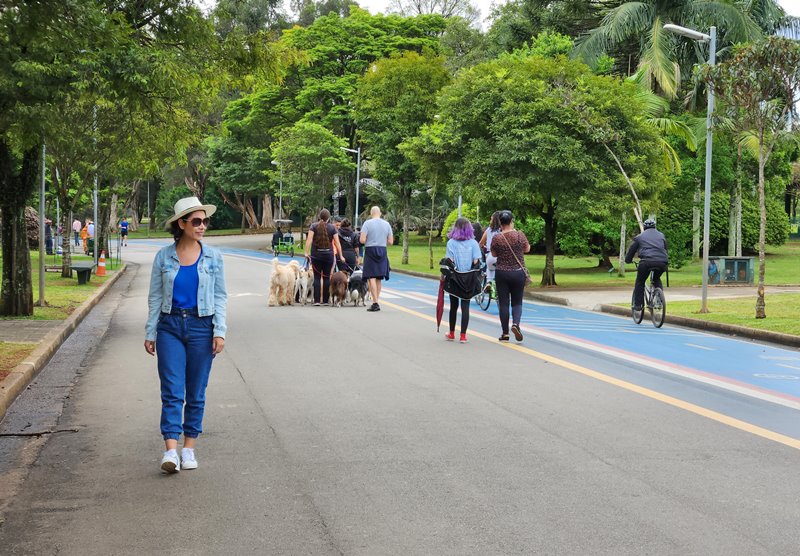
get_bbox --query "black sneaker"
[511,324,523,342]
[498,334,510,342]
[367,303,380,312]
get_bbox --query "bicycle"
[631,262,666,328]
[476,272,496,311]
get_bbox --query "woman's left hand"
[212,336,225,354]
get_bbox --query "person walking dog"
[359,206,393,312]
[144,196,228,474]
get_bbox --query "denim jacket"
[145,242,228,341]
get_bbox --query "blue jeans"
[156,308,215,441]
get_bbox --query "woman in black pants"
[490,211,530,342]
[305,209,344,305]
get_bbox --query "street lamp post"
[271,160,282,219]
[340,146,361,228]
[664,23,716,313]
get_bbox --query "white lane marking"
[754,373,800,380]
[686,343,716,351]
[761,356,800,361]
[777,364,800,371]
[384,287,800,411]
[231,293,265,297]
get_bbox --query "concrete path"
[1,238,800,555]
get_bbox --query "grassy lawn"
[0,251,117,321]
[389,234,800,289]
[0,342,36,381]
[0,251,119,381]
[127,227,265,240]
[667,294,800,336]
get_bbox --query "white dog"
[294,267,314,305]
[268,258,298,306]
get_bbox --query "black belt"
[166,306,199,316]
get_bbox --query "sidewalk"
[0,265,128,420]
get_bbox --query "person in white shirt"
[359,206,394,312]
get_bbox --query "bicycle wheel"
[477,278,492,311]
[631,291,643,324]
[650,288,666,328]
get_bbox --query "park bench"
[71,261,96,285]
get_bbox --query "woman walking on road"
[305,209,344,305]
[491,210,530,343]
[445,217,482,343]
[144,196,228,474]
[336,218,360,271]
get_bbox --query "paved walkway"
[0,321,62,344]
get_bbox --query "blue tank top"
[172,247,201,309]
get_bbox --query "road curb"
[0,264,128,421]
[596,303,800,348]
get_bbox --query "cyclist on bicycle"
[624,218,668,311]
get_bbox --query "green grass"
[126,227,266,240]
[667,294,800,336]
[0,251,117,320]
[0,342,36,381]
[389,234,800,289]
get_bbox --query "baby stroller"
[436,258,484,331]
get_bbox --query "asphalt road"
[1,236,799,555]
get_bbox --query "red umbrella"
[436,277,445,332]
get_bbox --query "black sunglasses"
[182,217,210,227]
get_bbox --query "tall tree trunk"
[541,199,557,286]
[0,142,39,316]
[429,184,436,270]
[735,179,743,257]
[401,190,410,265]
[755,154,767,319]
[261,194,274,228]
[617,212,626,277]
[60,211,72,278]
[693,180,701,261]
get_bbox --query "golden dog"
[268,259,299,306]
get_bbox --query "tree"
[431,52,667,285]
[574,0,782,98]
[353,51,450,264]
[270,121,354,223]
[388,0,479,25]
[706,36,800,318]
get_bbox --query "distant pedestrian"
[478,211,501,284]
[72,218,81,247]
[144,196,228,474]
[337,218,360,271]
[44,219,53,255]
[304,209,344,305]
[444,217,482,343]
[80,221,89,254]
[359,206,393,312]
[87,220,95,239]
[119,216,129,247]
[491,210,530,343]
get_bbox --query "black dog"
[347,270,368,307]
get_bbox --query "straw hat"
[165,196,216,229]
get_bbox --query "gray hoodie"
[625,228,668,264]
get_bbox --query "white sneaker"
[181,448,198,470]
[160,450,180,474]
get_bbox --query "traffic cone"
[96,250,107,277]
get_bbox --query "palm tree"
[574,0,785,98]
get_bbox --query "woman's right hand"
[144,340,155,356]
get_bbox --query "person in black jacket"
[625,218,668,310]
